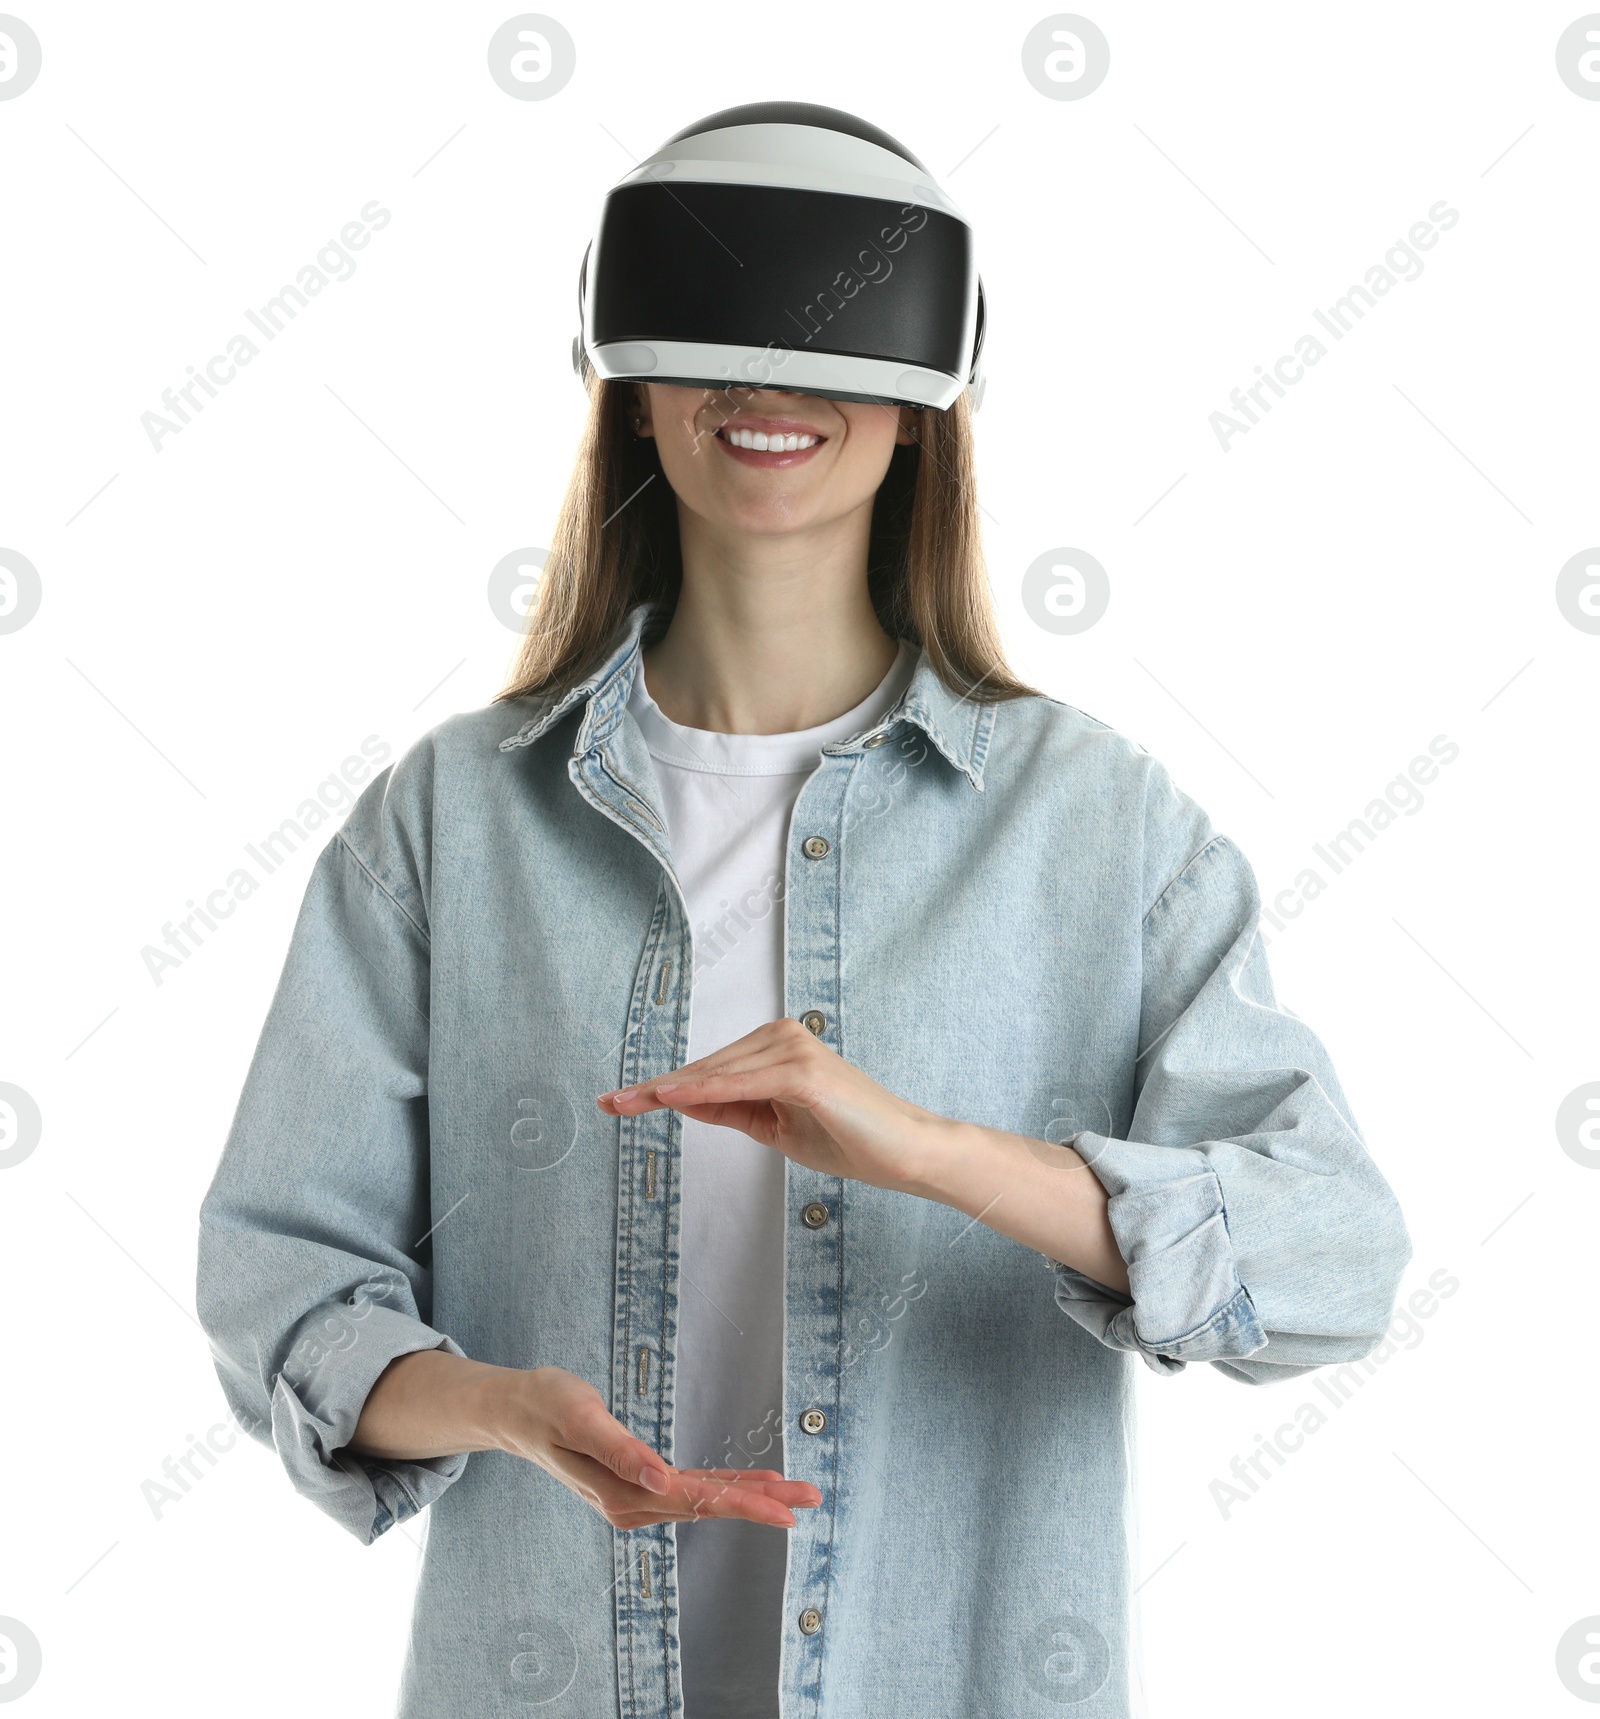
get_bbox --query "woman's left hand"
[597,1018,947,1194]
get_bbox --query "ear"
[631,382,655,437]
[893,404,923,445]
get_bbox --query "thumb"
[584,1416,673,1496]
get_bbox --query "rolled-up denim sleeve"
[197,771,468,1543]
[1050,829,1412,1383]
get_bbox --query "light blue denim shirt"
[197,601,1411,1718]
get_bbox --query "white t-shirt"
[627,640,917,1719]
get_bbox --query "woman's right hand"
[346,1348,821,1532]
[499,1365,822,1531]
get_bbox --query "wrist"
[889,1114,992,1206]
[462,1359,531,1454]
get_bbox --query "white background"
[2,3,1597,1715]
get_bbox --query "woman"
[198,105,1410,1719]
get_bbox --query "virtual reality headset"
[571,101,986,412]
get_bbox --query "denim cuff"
[269,1302,470,1544]
[1049,1131,1267,1374]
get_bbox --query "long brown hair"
[494,377,1034,706]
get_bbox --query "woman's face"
[631,383,920,540]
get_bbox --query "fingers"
[607,1058,815,1116]
[677,1477,792,1527]
[682,1467,786,1482]
[678,1468,823,1505]
[516,1369,824,1532]
[582,1412,674,1496]
[666,1469,822,1527]
[553,1402,821,1528]
[598,1020,826,1112]
[660,1099,771,1137]
[566,1451,819,1529]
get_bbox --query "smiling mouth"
[712,424,827,465]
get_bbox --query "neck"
[640,495,901,733]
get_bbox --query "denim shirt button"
[862,732,888,748]
[799,1409,827,1435]
[798,1608,824,1636]
[800,1011,826,1035]
[802,835,830,859]
[801,1201,830,1228]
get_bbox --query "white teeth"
[722,428,817,451]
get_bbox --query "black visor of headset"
[570,104,987,412]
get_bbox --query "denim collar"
[497,602,995,790]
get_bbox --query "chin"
[719,505,822,538]
[696,485,827,536]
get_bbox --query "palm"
[674,1095,844,1176]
